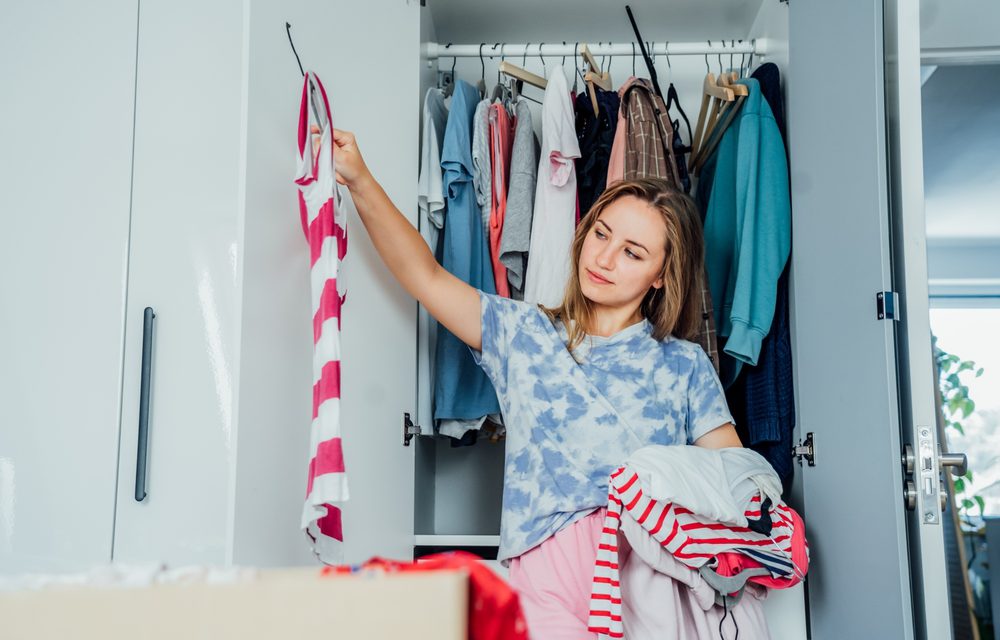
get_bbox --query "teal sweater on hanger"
[703,78,791,388]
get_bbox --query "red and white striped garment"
[588,465,805,640]
[294,71,349,563]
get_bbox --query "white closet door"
[112,0,246,564]
[231,0,421,565]
[0,0,139,574]
[288,0,423,564]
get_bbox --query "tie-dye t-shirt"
[470,291,734,563]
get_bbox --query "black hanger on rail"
[624,5,662,99]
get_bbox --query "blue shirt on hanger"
[703,78,791,388]
[434,80,501,422]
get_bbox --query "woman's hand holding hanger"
[310,125,370,188]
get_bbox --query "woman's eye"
[595,229,607,240]
[625,248,640,260]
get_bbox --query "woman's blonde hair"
[542,178,705,352]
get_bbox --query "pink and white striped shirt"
[588,465,807,640]
[294,71,349,563]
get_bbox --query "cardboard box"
[0,567,468,639]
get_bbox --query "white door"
[112,0,246,564]
[228,0,423,565]
[788,1,953,638]
[0,0,138,574]
[883,0,960,637]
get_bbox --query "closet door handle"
[135,306,155,502]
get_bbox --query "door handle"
[135,307,155,502]
[938,450,968,477]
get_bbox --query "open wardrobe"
[2,0,986,638]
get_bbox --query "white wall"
[921,0,1000,50]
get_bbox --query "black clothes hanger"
[625,5,662,99]
[667,83,693,149]
[286,22,326,131]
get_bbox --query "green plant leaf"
[962,498,975,510]
[975,496,985,513]
[954,477,965,493]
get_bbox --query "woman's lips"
[586,269,612,285]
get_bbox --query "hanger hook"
[479,43,486,83]
[730,39,736,75]
[748,38,756,72]
[717,39,724,75]
[523,43,529,67]
[445,42,456,77]
[538,43,546,73]
[498,43,505,83]
[601,42,609,75]
[705,40,711,74]
[285,22,305,78]
[632,42,636,76]
[574,41,586,87]
[561,41,568,68]
[665,41,672,70]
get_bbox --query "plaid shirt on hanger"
[622,79,720,373]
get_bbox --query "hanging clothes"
[621,78,682,188]
[472,98,493,237]
[701,78,791,389]
[416,88,449,437]
[605,78,720,373]
[499,100,538,301]
[294,71,349,563]
[605,76,640,186]
[726,62,796,493]
[434,80,501,433]
[574,87,620,217]
[523,68,581,307]
[488,102,515,298]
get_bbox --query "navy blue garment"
[433,79,501,422]
[726,63,795,494]
[574,88,620,217]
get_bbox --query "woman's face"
[578,195,667,310]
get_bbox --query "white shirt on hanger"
[523,67,581,307]
[416,88,448,435]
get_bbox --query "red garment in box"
[322,552,529,640]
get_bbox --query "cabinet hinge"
[792,432,816,466]
[876,291,899,321]
[403,412,421,446]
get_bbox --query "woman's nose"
[595,246,615,269]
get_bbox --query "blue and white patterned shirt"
[470,291,734,562]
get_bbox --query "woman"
[329,128,741,638]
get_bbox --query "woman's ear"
[652,277,664,290]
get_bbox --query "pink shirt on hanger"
[488,102,514,298]
[605,76,639,186]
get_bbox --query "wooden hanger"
[692,74,747,170]
[499,61,547,90]
[579,44,608,116]
[690,73,734,158]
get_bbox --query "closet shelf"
[413,535,500,547]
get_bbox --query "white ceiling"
[426,0,765,46]
[921,64,1000,240]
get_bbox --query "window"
[930,306,1000,516]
